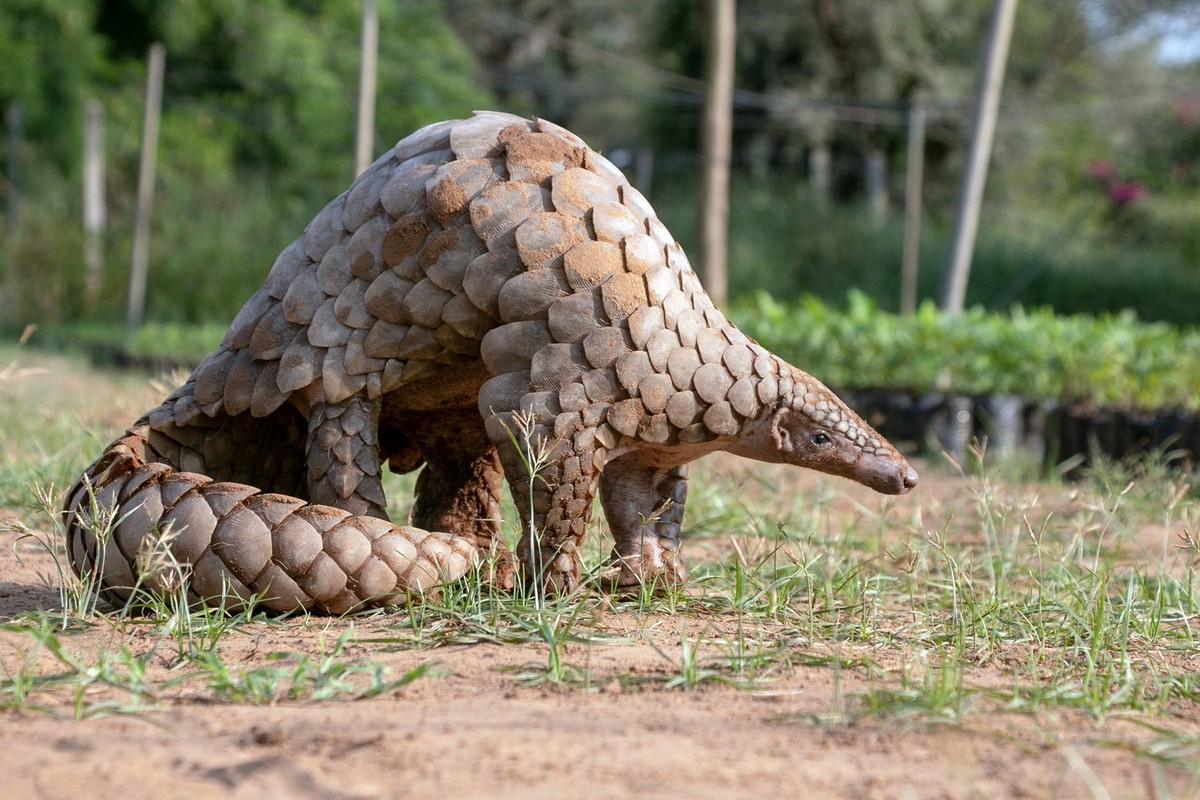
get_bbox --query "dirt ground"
[1,351,1198,799]
[1,474,1196,800]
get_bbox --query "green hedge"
[735,291,1200,412]
[34,294,1200,414]
[37,321,227,366]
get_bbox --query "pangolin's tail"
[62,426,478,614]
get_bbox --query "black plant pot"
[933,395,973,465]
[977,394,1026,460]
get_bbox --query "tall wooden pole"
[900,102,926,315]
[939,0,1019,314]
[3,102,22,327]
[697,0,735,305]
[809,142,830,211]
[83,98,106,311]
[865,148,887,228]
[126,43,165,343]
[354,0,379,178]
[4,102,20,242]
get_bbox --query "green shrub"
[35,320,225,364]
[737,291,1200,412]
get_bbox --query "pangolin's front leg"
[507,440,602,594]
[600,453,688,589]
[483,388,607,594]
[306,394,387,518]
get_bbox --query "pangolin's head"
[732,367,918,495]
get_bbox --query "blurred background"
[1,1,1199,456]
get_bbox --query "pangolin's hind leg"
[305,394,388,518]
[396,409,513,589]
[144,384,309,497]
[599,453,689,591]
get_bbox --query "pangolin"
[63,111,918,614]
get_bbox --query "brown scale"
[64,111,918,612]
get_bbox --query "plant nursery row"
[737,292,1200,467]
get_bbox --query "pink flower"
[1108,181,1145,207]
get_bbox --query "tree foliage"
[1,0,492,197]
[0,0,493,325]
[0,0,1197,328]
[0,0,106,167]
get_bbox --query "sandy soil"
[2,476,1197,800]
[1,353,1198,799]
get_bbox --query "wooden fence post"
[900,103,926,315]
[83,98,106,312]
[697,0,736,305]
[2,101,22,327]
[125,43,165,345]
[866,148,888,227]
[354,0,379,178]
[809,142,830,211]
[4,102,20,241]
[940,0,1019,314]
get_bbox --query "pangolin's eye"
[812,432,831,446]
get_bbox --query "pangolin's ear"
[768,404,793,453]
